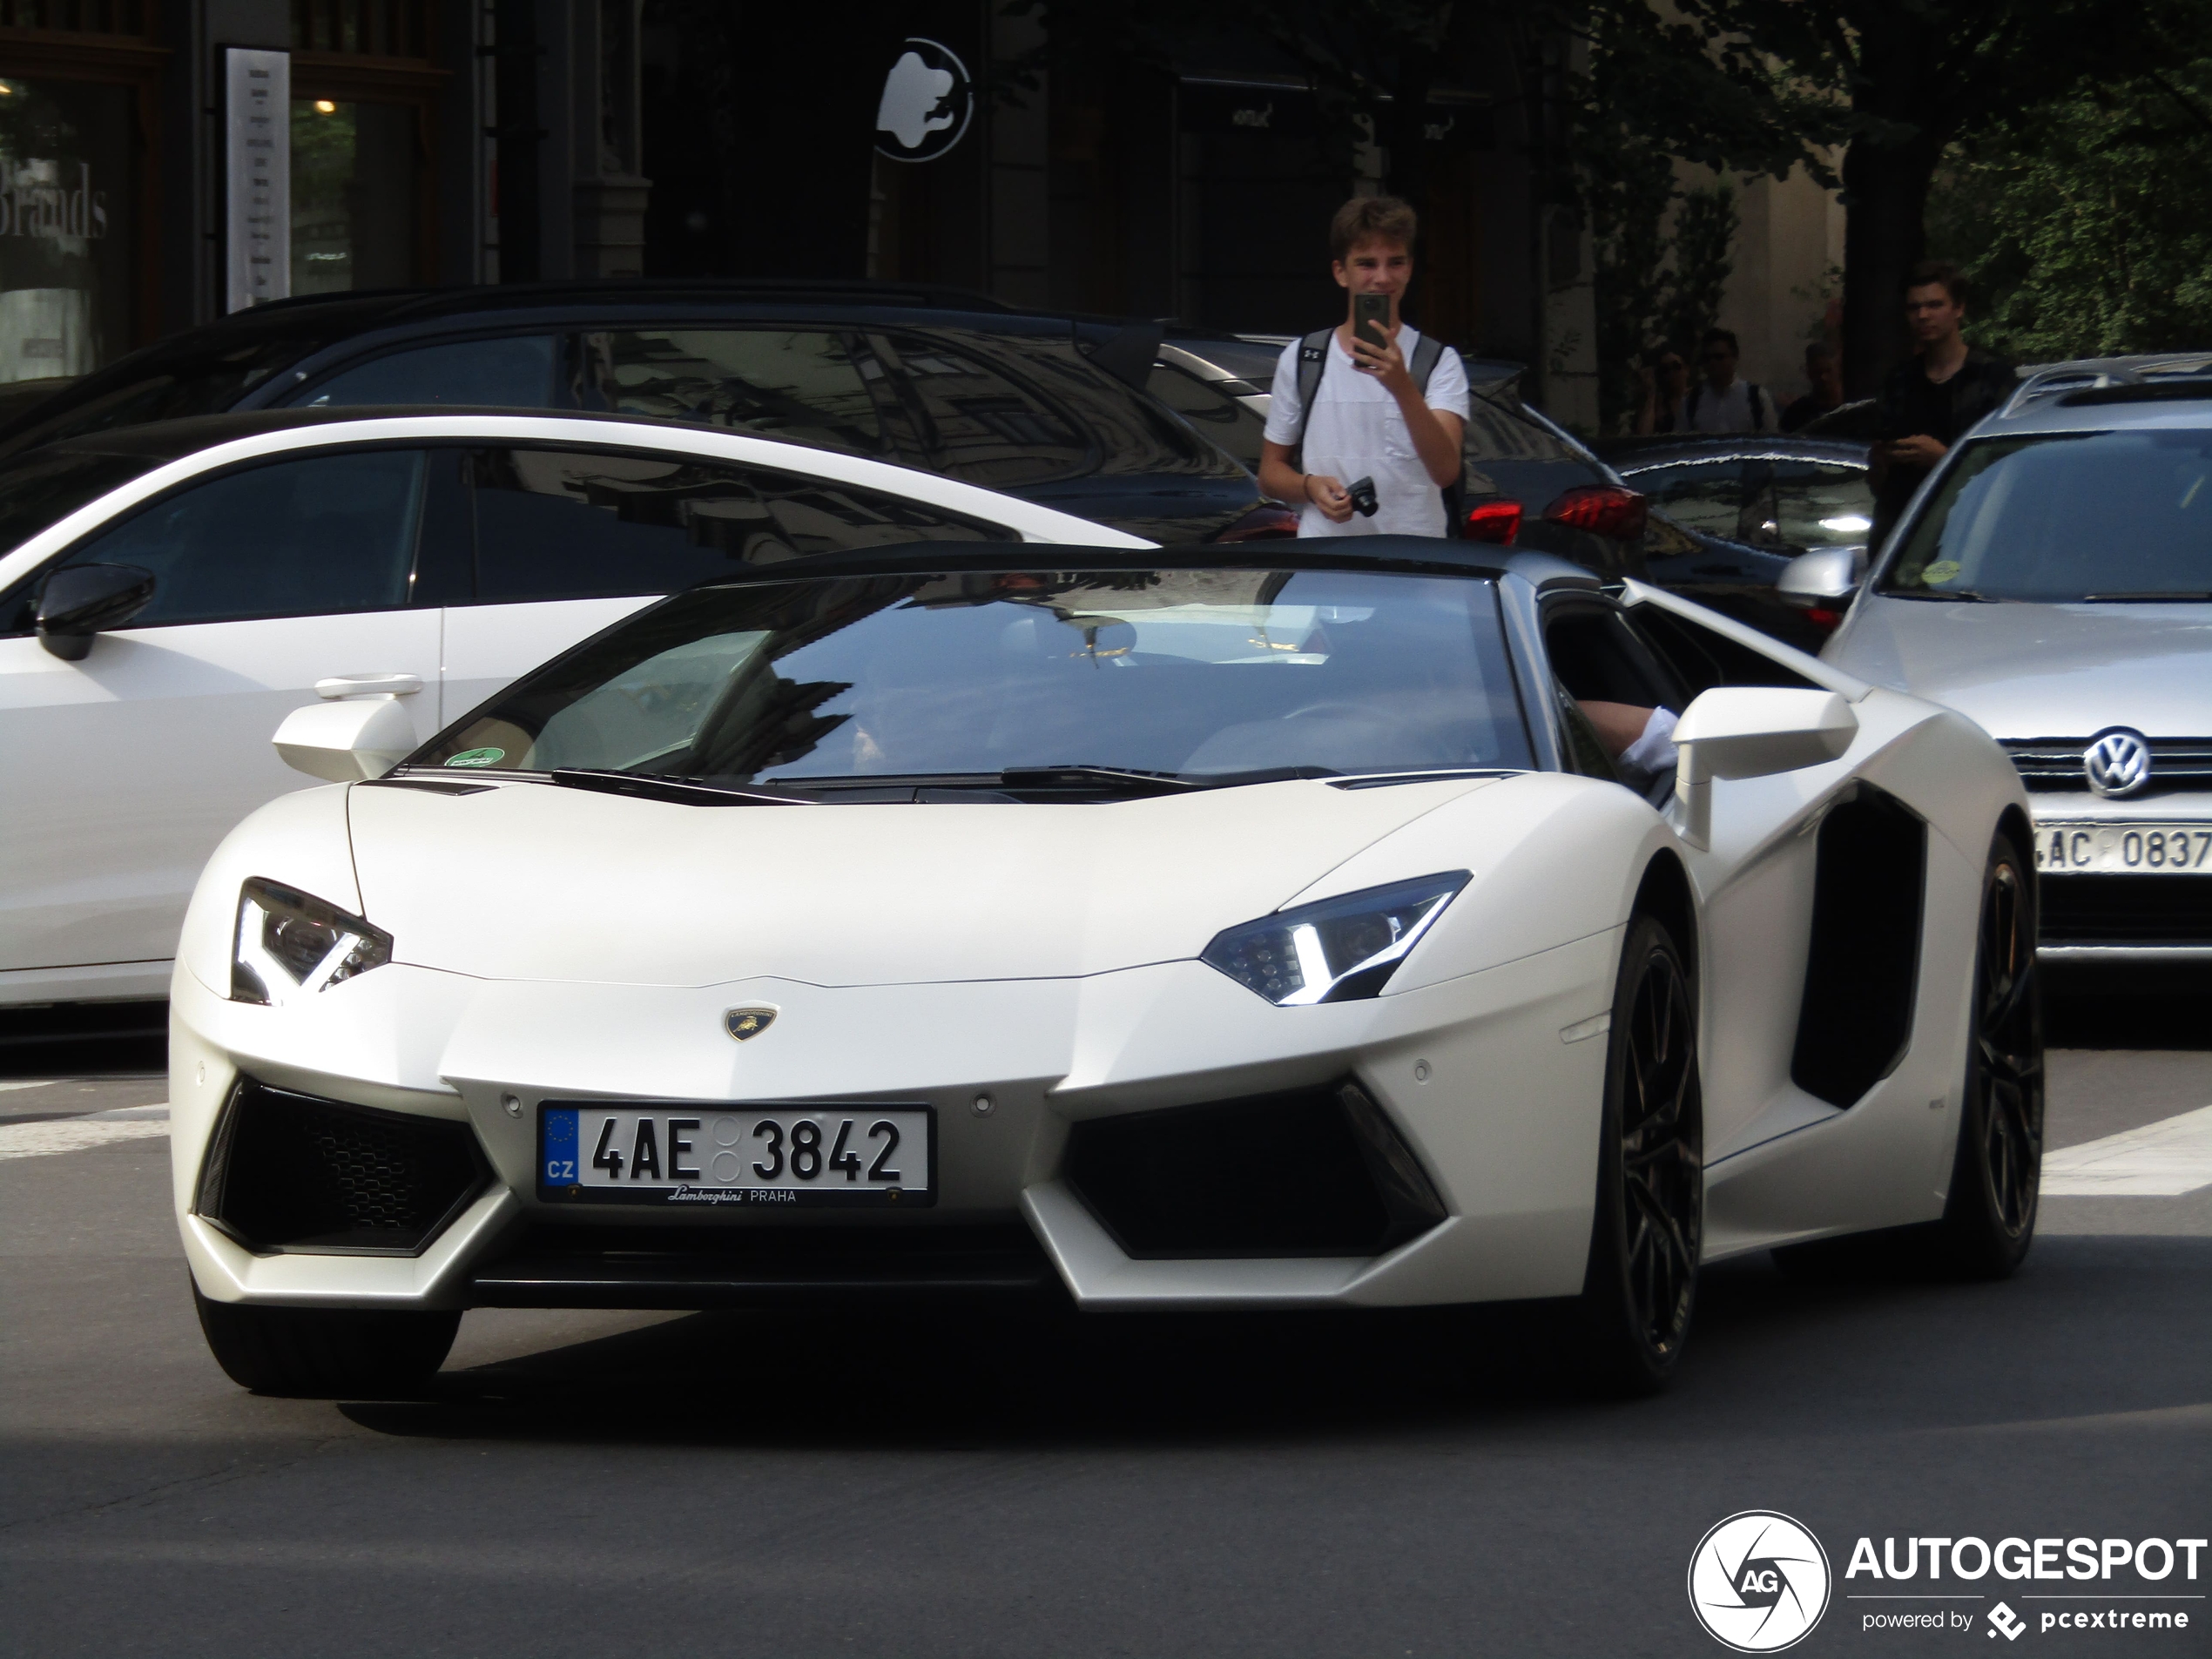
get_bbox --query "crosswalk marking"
[0,1105,170,1161]
[2042,1103,2212,1197]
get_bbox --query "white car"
[0,409,1146,1015]
[170,539,2041,1398]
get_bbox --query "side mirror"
[1669,686,1858,847]
[273,696,419,782]
[37,563,156,660]
[1777,544,1867,608]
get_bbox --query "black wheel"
[1573,914,1704,1394]
[192,1280,461,1397]
[1936,831,2044,1278]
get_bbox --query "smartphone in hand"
[1353,293,1391,354]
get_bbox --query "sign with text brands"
[224,48,290,313]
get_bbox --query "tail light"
[1463,497,1522,544]
[1211,502,1302,543]
[1804,606,1844,631]
[1543,484,1647,542]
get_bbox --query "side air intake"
[196,1079,489,1255]
[1064,1080,1446,1258]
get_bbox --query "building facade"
[1,1,1723,432]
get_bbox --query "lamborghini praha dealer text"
[170,540,2044,1399]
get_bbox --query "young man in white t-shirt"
[1258,197,1470,537]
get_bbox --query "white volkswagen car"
[0,410,1146,1017]
[171,538,2040,1399]
[1824,356,2212,957]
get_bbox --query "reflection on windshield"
[1882,430,2212,601]
[416,569,1534,786]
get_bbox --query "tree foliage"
[1929,55,2212,362]
[1660,0,2208,390]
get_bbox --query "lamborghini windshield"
[414,567,1534,787]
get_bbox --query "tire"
[1569,914,1704,1395]
[1934,828,2044,1278]
[192,1280,461,1398]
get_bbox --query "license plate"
[538,1104,934,1208]
[2037,824,2212,874]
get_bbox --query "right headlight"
[231,878,393,1006]
[1201,872,1469,1006]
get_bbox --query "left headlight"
[1201,872,1469,1006]
[231,878,393,1006]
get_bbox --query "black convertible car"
[0,280,1279,546]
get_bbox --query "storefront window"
[0,75,134,383]
[291,97,418,295]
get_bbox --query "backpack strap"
[1408,331,1445,394]
[1748,382,1767,431]
[1286,327,1332,458]
[1683,382,1703,427]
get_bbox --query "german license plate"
[539,1104,934,1207]
[2037,824,2212,874]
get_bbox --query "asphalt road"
[3,970,2207,1659]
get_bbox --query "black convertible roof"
[702,537,1598,590]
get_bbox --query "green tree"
[1667,0,2209,393]
[1928,57,2212,361]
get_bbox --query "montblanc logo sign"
[874,37,973,164]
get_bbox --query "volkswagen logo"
[2083,728,2153,799]
[724,1006,778,1042]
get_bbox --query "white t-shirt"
[1263,328,1471,538]
[1674,377,1777,434]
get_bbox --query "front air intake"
[196,1079,489,1255]
[1063,1080,1446,1258]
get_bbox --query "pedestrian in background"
[1635,347,1690,435]
[1781,341,1844,431]
[1258,196,1469,538]
[1871,261,2015,546]
[1676,328,1778,434]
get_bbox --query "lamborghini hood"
[346,774,1500,987]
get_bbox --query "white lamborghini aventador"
[169,539,2044,1397]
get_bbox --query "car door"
[0,445,442,981]
[438,442,1017,721]
[1614,595,1871,1163]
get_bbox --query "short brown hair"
[1905,260,1968,304]
[1330,196,1417,262]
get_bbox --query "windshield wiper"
[1003,765,1348,795]
[2079,590,2212,602]
[996,765,1206,796]
[760,765,1340,799]
[1885,586,1995,602]
[545,769,810,806]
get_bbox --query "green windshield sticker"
[444,746,506,768]
[1920,559,1963,586]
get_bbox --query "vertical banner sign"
[225,48,290,312]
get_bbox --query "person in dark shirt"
[1635,347,1690,435]
[1781,342,1844,431]
[1871,261,2015,545]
